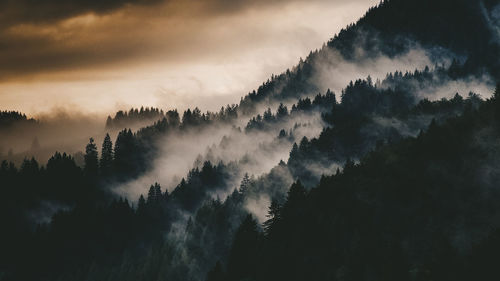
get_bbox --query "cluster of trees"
[81,130,148,180]
[0,151,244,281]
[208,85,500,281]
[180,106,237,128]
[55,181,249,281]
[107,104,239,132]
[2,0,500,280]
[105,107,166,129]
[379,63,474,93]
[329,0,499,76]
[0,74,492,281]
[0,126,158,277]
[245,90,337,132]
[180,105,238,126]
[0,110,37,129]
[287,67,484,185]
[0,72,491,281]
[239,0,500,116]
[238,58,319,115]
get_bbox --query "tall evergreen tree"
[137,195,146,213]
[239,173,251,195]
[284,180,306,211]
[263,199,281,235]
[227,215,261,280]
[288,143,299,164]
[114,129,137,176]
[276,103,288,118]
[154,183,162,201]
[100,133,113,176]
[147,185,156,205]
[84,138,98,177]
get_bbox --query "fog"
[0,109,105,165]
[109,27,495,224]
[113,109,325,200]
[415,75,494,100]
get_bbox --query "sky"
[0,0,378,117]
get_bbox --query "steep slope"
[1,1,499,281]
[238,0,499,113]
[218,87,500,281]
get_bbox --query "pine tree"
[137,195,146,213]
[276,103,288,118]
[263,108,273,121]
[239,173,251,195]
[227,215,261,280]
[84,138,98,177]
[114,129,136,175]
[147,185,156,204]
[288,143,299,164]
[154,183,162,201]
[100,133,113,176]
[285,180,306,209]
[105,116,113,129]
[263,199,281,235]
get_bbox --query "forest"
[2,0,500,280]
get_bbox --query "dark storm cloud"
[0,0,368,81]
[0,0,161,26]
[0,0,378,114]
[0,0,319,27]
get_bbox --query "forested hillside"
[216,86,500,281]
[1,0,500,280]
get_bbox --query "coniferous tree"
[105,116,113,128]
[263,108,273,122]
[276,103,288,118]
[278,129,287,139]
[239,173,251,195]
[84,138,99,177]
[114,129,137,176]
[227,215,261,280]
[137,195,146,213]
[263,199,281,235]
[288,143,299,164]
[100,133,113,176]
[284,180,306,211]
[155,183,162,199]
[147,185,156,205]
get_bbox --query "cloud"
[0,0,378,115]
[0,0,367,27]
[0,0,376,80]
[0,0,161,27]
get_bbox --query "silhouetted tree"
[276,103,288,118]
[114,129,139,176]
[84,138,98,177]
[227,215,261,280]
[239,173,251,195]
[263,199,281,235]
[137,195,146,213]
[147,185,156,205]
[100,133,113,176]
